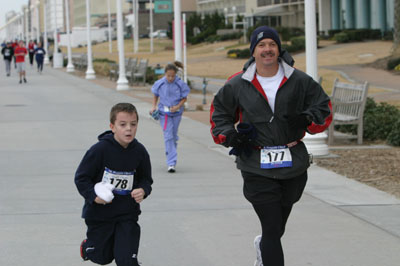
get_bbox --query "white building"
[46,0,65,37]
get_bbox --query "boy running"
[75,103,153,266]
[14,40,28,83]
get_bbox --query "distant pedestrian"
[75,103,153,266]
[28,40,35,66]
[34,42,46,73]
[1,42,14,76]
[14,40,28,83]
[210,26,332,266]
[150,62,190,173]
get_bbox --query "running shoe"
[23,78,27,83]
[254,235,263,266]
[80,239,89,261]
[167,165,176,173]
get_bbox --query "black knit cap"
[250,26,281,56]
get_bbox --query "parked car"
[150,30,167,38]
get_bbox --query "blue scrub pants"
[159,114,182,166]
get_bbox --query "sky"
[0,0,28,28]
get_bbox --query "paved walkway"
[0,62,399,266]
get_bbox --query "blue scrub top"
[151,76,190,116]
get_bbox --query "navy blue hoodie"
[75,130,153,221]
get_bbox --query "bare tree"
[393,0,400,56]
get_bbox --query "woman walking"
[150,62,190,173]
[34,42,46,73]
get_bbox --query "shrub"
[226,48,250,59]
[281,43,299,53]
[382,30,394,40]
[336,97,400,144]
[290,36,305,51]
[328,29,342,37]
[334,32,349,43]
[387,57,400,70]
[146,66,157,84]
[205,32,242,43]
[363,101,400,140]
[387,118,400,146]
[275,27,304,41]
[238,48,251,58]
[93,58,116,64]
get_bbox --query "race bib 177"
[260,146,293,169]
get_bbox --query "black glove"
[225,131,248,149]
[226,123,257,157]
[287,114,313,130]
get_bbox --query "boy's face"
[110,111,138,148]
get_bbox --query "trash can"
[53,52,64,68]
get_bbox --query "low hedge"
[334,29,382,43]
[227,48,251,59]
[205,32,242,43]
[387,57,400,70]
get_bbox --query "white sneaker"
[167,165,176,173]
[254,235,263,266]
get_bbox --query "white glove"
[94,182,115,203]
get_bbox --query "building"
[197,0,245,25]
[245,0,304,28]
[245,0,395,35]
[319,0,395,35]
[72,0,196,36]
[4,11,22,41]
[196,0,395,36]
[45,0,65,38]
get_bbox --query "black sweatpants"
[241,171,308,266]
[36,58,44,72]
[29,52,34,65]
[84,219,141,266]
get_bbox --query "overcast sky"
[0,0,28,28]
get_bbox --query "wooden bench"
[109,58,138,82]
[328,78,369,145]
[126,58,138,84]
[72,54,87,71]
[131,59,148,85]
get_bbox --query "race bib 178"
[101,167,135,195]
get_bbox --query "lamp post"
[65,0,74,72]
[232,6,237,30]
[107,0,112,53]
[303,0,329,156]
[116,0,128,90]
[149,0,153,53]
[53,0,58,55]
[43,0,49,64]
[36,2,40,43]
[52,0,62,68]
[182,13,187,83]
[85,0,95,79]
[224,7,228,25]
[134,0,139,53]
[173,0,182,62]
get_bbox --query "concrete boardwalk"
[0,63,399,266]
